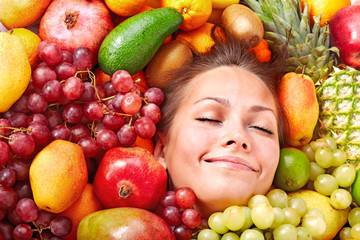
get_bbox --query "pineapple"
[243,0,339,82]
[316,67,360,163]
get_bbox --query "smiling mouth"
[203,157,259,172]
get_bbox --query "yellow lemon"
[0,31,31,112]
[8,28,41,70]
[288,189,350,240]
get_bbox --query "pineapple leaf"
[271,12,291,37]
[287,56,301,66]
[282,0,300,31]
[264,31,288,46]
[266,0,285,19]
[296,42,311,56]
[258,15,277,31]
[304,33,316,49]
[242,0,262,14]
[258,0,275,19]
[312,15,321,44]
[299,2,311,37]
[287,45,299,57]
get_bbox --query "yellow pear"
[288,189,350,240]
[29,140,88,213]
[0,32,31,112]
[277,72,319,146]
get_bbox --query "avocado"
[98,7,183,76]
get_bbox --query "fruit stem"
[301,65,306,78]
[119,185,131,199]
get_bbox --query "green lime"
[351,168,360,205]
[273,148,311,192]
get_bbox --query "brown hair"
[156,35,288,146]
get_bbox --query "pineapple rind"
[316,68,360,162]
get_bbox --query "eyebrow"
[194,97,276,115]
[194,97,230,107]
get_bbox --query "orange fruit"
[59,183,104,240]
[8,28,41,70]
[252,39,271,63]
[161,0,212,31]
[0,0,51,29]
[175,22,225,53]
[301,0,351,26]
[105,0,147,17]
[132,70,149,94]
[131,135,154,154]
[207,7,224,24]
[94,67,111,86]
[145,0,161,8]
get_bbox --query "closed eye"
[195,117,222,124]
[250,125,274,135]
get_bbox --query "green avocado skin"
[98,7,183,76]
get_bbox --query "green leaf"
[296,42,311,56]
[299,1,310,37]
[243,0,262,13]
[282,0,300,31]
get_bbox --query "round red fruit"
[93,147,168,211]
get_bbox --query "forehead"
[181,65,274,104]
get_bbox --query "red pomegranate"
[93,147,168,211]
[39,0,114,66]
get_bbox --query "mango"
[29,140,88,213]
[277,72,319,146]
[77,207,175,240]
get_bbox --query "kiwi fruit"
[144,40,193,88]
[221,4,264,48]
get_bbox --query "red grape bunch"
[0,39,164,239]
[155,187,207,240]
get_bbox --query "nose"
[220,128,250,151]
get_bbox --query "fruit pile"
[1,0,360,239]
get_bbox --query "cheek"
[164,126,218,190]
[254,138,280,188]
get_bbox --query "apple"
[93,147,167,211]
[329,5,360,69]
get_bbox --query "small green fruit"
[273,148,311,192]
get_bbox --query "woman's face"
[156,66,280,217]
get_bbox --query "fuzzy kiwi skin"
[145,40,193,88]
[221,4,264,48]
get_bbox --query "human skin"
[154,65,280,217]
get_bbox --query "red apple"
[93,147,167,211]
[330,5,360,68]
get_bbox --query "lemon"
[0,32,31,112]
[211,0,239,9]
[8,28,41,70]
[289,189,350,240]
[273,148,311,192]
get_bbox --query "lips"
[202,156,259,172]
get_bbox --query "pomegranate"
[93,147,168,211]
[39,0,114,66]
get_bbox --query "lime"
[351,169,360,206]
[273,148,311,192]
